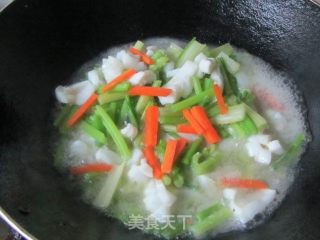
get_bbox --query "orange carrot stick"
[213,84,228,115]
[101,68,136,93]
[182,109,204,134]
[174,138,188,162]
[190,106,221,144]
[161,140,178,174]
[177,124,198,135]
[67,93,98,127]
[143,147,162,179]
[70,163,113,175]
[129,47,155,65]
[144,105,159,147]
[220,177,268,189]
[128,86,172,96]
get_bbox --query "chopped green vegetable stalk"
[192,152,222,175]
[80,121,107,145]
[159,115,186,125]
[162,174,172,186]
[167,43,183,62]
[177,38,207,68]
[93,162,125,209]
[272,134,305,169]
[95,106,131,160]
[156,139,166,158]
[133,40,145,51]
[192,207,232,236]
[98,92,127,105]
[150,50,169,74]
[244,103,268,131]
[135,80,162,114]
[54,104,77,129]
[181,137,204,165]
[105,102,118,121]
[217,52,240,74]
[213,103,246,125]
[237,115,258,137]
[169,89,213,112]
[125,96,139,128]
[192,76,203,94]
[161,124,177,133]
[203,77,213,90]
[173,174,184,188]
[140,101,154,120]
[219,58,240,97]
[229,122,247,139]
[110,82,131,93]
[167,131,180,139]
[239,90,255,103]
[133,132,143,148]
[207,104,220,118]
[210,43,233,57]
[196,203,224,221]
[87,114,104,131]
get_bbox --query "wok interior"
[0,0,319,239]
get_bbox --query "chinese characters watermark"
[125,214,193,230]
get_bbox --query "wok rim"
[0,206,36,240]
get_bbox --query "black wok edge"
[0,0,320,239]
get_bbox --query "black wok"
[0,0,320,239]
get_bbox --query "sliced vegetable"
[144,105,159,147]
[173,174,184,188]
[213,103,246,125]
[159,114,186,125]
[192,207,232,236]
[272,134,305,169]
[217,52,240,74]
[192,76,203,95]
[129,47,155,65]
[150,50,169,74]
[210,43,233,57]
[196,203,224,222]
[98,92,127,105]
[161,140,178,174]
[101,68,136,93]
[213,84,228,115]
[110,82,131,92]
[218,58,239,97]
[174,138,188,162]
[169,89,213,112]
[244,103,268,131]
[143,147,162,179]
[80,121,107,145]
[177,38,207,67]
[182,109,204,135]
[70,163,113,175]
[135,80,162,114]
[167,43,183,62]
[192,152,222,175]
[128,86,171,97]
[177,124,198,134]
[95,106,131,159]
[191,106,221,144]
[133,40,145,51]
[93,162,125,208]
[67,93,98,127]
[220,177,268,189]
[181,137,204,165]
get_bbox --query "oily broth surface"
[57,37,310,238]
